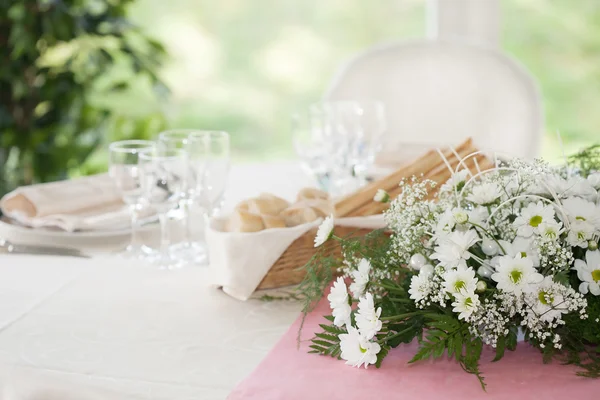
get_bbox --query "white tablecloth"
[0,162,314,399]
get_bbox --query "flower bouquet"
[301,146,600,389]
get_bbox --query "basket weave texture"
[257,139,489,289]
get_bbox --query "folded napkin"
[0,174,130,232]
[207,214,386,300]
[0,365,145,400]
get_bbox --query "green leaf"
[506,326,518,351]
[493,336,506,362]
[375,345,390,368]
[319,324,346,335]
[315,332,339,342]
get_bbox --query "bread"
[294,199,334,217]
[280,206,319,227]
[262,214,287,229]
[226,209,265,232]
[228,188,331,230]
[247,195,289,216]
[296,187,330,201]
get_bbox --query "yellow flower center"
[360,345,367,354]
[538,290,554,305]
[529,215,542,227]
[510,269,523,284]
[578,231,586,240]
[464,297,473,307]
[592,270,600,283]
[576,216,586,221]
[454,280,466,292]
[520,251,527,258]
[544,229,557,239]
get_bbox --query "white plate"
[0,216,159,252]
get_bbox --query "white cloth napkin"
[0,174,130,232]
[207,214,386,300]
[0,365,145,400]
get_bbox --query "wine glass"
[108,140,156,258]
[138,147,187,269]
[187,131,230,218]
[345,100,387,179]
[158,130,207,265]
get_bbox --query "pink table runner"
[229,296,599,400]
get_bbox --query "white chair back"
[325,39,543,164]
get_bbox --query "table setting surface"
[0,161,310,400]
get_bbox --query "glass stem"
[159,212,170,257]
[130,204,140,248]
[181,200,191,246]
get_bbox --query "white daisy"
[467,206,490,228]
[540,174,596,200]
[587,172,600,190]
[452,291,480,321]
[355,293,382,340]
[513,201,555,237]
[440,169,470,193]
[466,182,502,205]
[538,220,564,241]
[431,229,480,269]
[566,220,595,248]
[452,208,469,225]
[314,215,334,247]
[373,189,390,203]
[527,276,568,322]
[327,277,351,327]
[491,254,543,295]
[501,236,540,267]
[339,326,381,369]
[408,267,434,302]
[573,250,600,295]
[561,196,600,229]
[349,258,371,298]
[442,265,478,295]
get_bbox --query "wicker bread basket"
[256,138,492,289]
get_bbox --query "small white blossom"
[587,172,600,190]
[491,254,543,295]
[538,220,563,241]
[440,169,470,193]
[349,258,371,298]
[430,229,480,269]
[339,327,381,368]
[452,291,480,320]
[573,250,600,295]
[501,236,540,267]
[567,220,595,248]
[442,265,478,295]
[513,201,555,237]
[355,293,383,340]
[314,215,334,247]
[327,277,351,327]
[373,189,390,203]
[466,182,502,205]
[561,196,600,229]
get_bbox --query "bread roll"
[247,195,289,216]
[226,209,264,232]
[262,214,286,229]
[234,199,250,212]
[259,193,290,213]
[280,206,319,227]
[293,199,334,217]
[296,187,330,202]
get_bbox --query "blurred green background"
[1,0,599,194]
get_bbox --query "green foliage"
[568,144,600,177]
[0,0,167,195]
[408,314,486,390]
